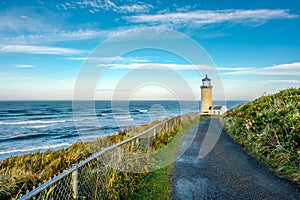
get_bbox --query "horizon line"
[0,99,250,101]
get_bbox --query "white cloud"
[68,56,150,63]
[91,56,124,62]
[68,56,124,62]
[218,67,254,71]
[268,62,300,70]
[124,9,297,27]
[64,1,153,13]
[15,64,35,68]
[0,13,47,33]
[0,45,85,55]
[176,5,192,12]
[0,29,117,44]
[0,5,120,44]
[75,0,118,11]
[128,59,150,63]
[97,63,214,70]
[225,62,300,75]
[0,25,148,45]
[67,57,88,61]
[119,4,153,13]
[20,15,28,19]
[268,79,300,84]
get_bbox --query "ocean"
[0,100,245,161]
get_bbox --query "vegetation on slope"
[0,121,158,199]
[222,88,300,184]
[0,114,200,199]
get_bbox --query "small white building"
[209,105,227,115]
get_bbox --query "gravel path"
[170,118,300,200]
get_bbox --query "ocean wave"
[0,143,71,155]
[6,109,28,114]
[0,112,61,118]
[76,117,97,122]
[23,125,50,129]
[0,119,71,125]
[139,109,148,113]
[24,113,55,116]
[0,133,60,142]
[51,134,78,139]
[114,115,131,119]
[114,115,133,121]
[29,116,60,121]
[99,109,112,114]
[0,114,24,118]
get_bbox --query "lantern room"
[201,75,212,88]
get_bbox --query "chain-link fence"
[17,113,198,200]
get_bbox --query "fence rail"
[17,113,198,200]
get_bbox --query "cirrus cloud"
[268,79,300,84]
[225,62,300,75]
[15,64,35,68]
[0,45,86,55]
[124,9,297,27]
[97,63,215,70]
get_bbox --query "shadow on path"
[170,118,300,200]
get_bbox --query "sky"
[0,0,300,100]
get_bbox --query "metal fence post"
[165,121,168,131]
[72,166,78,200]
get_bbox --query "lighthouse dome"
[202,75,211,81]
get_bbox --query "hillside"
[223,88,300,184]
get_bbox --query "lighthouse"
[200,75,213,114]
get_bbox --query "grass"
[127,116,202,199]
[126,165,172,200]
[0,114,201,200]
[222,88,300,184]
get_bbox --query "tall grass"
[222,88,300,184]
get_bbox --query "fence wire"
[17,113,198,200]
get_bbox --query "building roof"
[210,105,224,110]
[202,74,211,81]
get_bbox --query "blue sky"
[0,0,299,100]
